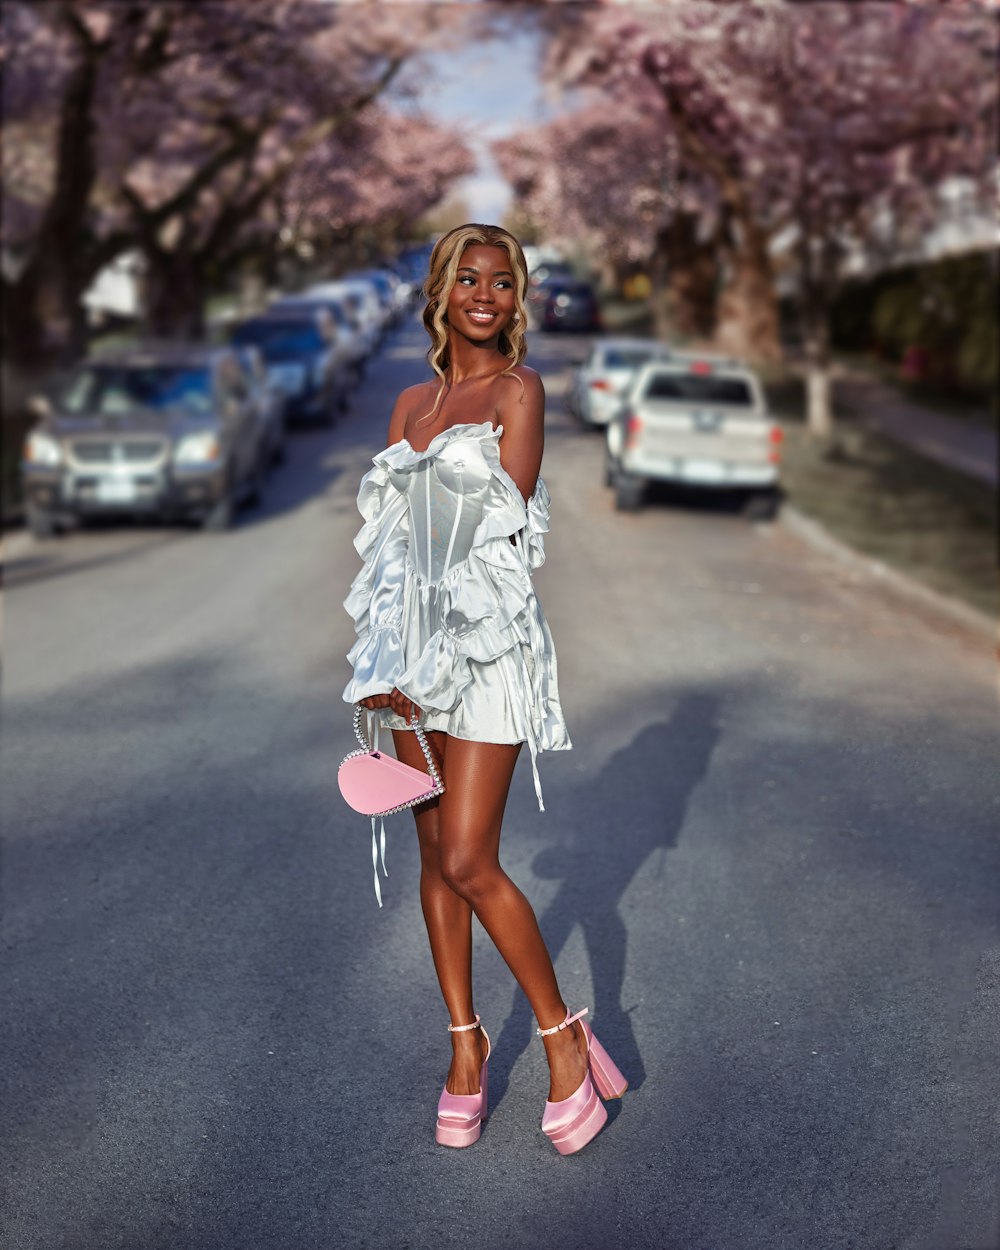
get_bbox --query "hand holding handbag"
[338,704,444,905]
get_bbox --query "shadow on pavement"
[488,694,722,1113]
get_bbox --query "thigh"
[391,727,447,843]
[437,738,522,860]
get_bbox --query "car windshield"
[57,365,213,415]
[549,284,593,299]
[601,349,656,371]
[233,322,323,357]
[643,373,754,405]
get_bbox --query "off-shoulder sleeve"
[342,462,410,704]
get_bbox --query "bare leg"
[434,737,589,1102]
[392,729,487,1096]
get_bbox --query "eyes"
[456,275,513,289]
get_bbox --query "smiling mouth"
[466,309,498,324]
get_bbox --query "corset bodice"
[389,434,494,583]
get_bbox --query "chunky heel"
[538,1008,626,1156]
[435,1015,490,1149]
[585,1027,628,1100]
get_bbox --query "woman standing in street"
[342,224,626,1155]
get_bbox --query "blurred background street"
[2,4,998,1249]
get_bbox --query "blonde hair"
[418,223,529,425]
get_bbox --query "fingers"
[359,690,423,721]
[388,687,422,723]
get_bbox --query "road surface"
[3,317,998,1250]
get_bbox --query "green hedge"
[828,250,997,397]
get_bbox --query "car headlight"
[24,430,62,466]
[174,432,220,464]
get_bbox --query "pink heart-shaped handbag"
[338,705,444,906]
[338,705,444,816]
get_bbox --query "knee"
[439,845,501,903]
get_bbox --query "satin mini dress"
[343,421,572,808]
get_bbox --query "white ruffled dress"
[343,421,572,808]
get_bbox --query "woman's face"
[446,244,517,342]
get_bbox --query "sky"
[415,20,549,223]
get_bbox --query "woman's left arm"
[497,368,545,504]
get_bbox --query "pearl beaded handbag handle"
[352,703,442,789]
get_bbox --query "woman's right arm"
[355,388,421,721]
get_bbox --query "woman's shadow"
[490,693,722,1110]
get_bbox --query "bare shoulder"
[509,363,544,401]
[396,380,439,413]
[495,364,544,427]
[389,380,438,443]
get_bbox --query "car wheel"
[615,473,645,512]
[26,503,59,539]
[202,470,235,531]
[744,489,780,522]
[604,453,620,488]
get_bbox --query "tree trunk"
[802,303,834,440]
[714,217,782,364]
[2,272,51,373]
[144,247,207,339]
[652,214,719,345]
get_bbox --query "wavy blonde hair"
[417,223,529,425]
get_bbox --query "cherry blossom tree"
[276,107,475,272]
[499,1,997,435]
[2,1,473,363]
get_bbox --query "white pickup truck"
[605,354,783,518]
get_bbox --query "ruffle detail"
[343,421,571,807]
[343,622,406,704]
[342,461,410,702]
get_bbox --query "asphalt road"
[3,316,998,1250]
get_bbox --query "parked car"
[526,264,577,327]
[267,295,362,389]
[566,337,673,428]
[529,260,576,286]
[537,280,602,333]
[21,343,268,535]
[350,267,408,324]
[388,252,427,304]
[231,309,343,425]
[306,279,384,358]
[233,344,288,466]
[605,354,783,516]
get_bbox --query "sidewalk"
[834,366,997,487]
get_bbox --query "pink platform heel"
[435,1015,491,1148]
[539,1008,627,1156]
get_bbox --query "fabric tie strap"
[371,815,388,907]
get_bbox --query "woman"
[343,224,626,1155]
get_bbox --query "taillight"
[768,425,784,463]
[625,412,642,447]
[589,379,613,391]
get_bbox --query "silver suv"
[605,354,782,517]
[21,343,267,535]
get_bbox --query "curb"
[779,503,997,644]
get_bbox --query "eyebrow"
[457,265,513,277]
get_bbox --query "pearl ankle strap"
[536,1007,588,1037]
[447,1014,481,1033]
